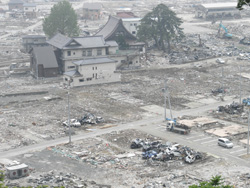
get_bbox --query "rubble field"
[1,53,250,150]
[1,0,250,186]
[2,129,250,188]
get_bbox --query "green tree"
[137,3,184,53]
[43,0,80,38]
[237,0,250,10]
[189,175,234,188]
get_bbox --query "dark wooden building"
[30,46,58,78]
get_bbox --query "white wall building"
[63,57,120,87]
[122,17,141,36]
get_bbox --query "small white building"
[6,163,29,179]
[63,57,120,87]
[23,3,36,18]
[122,17,141,36]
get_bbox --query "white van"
[218,138,233,148]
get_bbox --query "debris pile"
[212,88,226,95]
[78,113,104,125]
[217,102,244,114]
[5,171,111,188]
[131,139,203,164]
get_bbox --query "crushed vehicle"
[212,88,226,95]
[79,113,103,125]
[242,98,250,106]
[63,119,81,127]
[130,138,144,149]
[132,140,202,164]
[218,102,244,114]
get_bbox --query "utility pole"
[67,81,71,143]
[239,65,242,104]
[248,108,250,154]
[167,83,173,120]
[164,80,167,121]
[163,80,173,120]
[221,66,224,93]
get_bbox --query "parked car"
[63,119,81,127]
[218,138,233,148]
[216,58,225,64]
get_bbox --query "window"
[130,23,133,26]
[82,50,86,56]
[95,73,97,79]
[87,78,92,81]
[65,78,68,81]
[67,66,75,69]
[67,51,71,56]
[95,67,97,70]
[93,73,94,78]
[134,23,137,26]
[87,50,92,56]
[92,67,94,70]
[79,79,84,82]
[97,49,102,56]
[132,31,136,34]
[73,52,75,55]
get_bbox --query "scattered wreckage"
[130,139,202,164]
[79,113,103,125]
[212,88,226,95]
[62,113,104,127]
[217,102,244,114]
[242,98,250,106]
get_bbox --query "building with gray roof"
[30,46,58,78]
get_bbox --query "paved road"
[137,123,250,167]
[1,97,249,168]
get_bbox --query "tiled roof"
[73,57,116,66]
[73,36,108,48]
[95,15,137,41]
[83,3,102,10]
[22,35,46,39]
[47,33,109,49]
[23,3,36,7]
[116,12,137,18]
[8,0,24,4]
[33,46,58,68]
[47,33,72,49]
[95,16,120,40]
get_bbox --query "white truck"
[166,120,190,135]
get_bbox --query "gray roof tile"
[83,3,102,10]
[47,33,72,49]
[33,46,58,68]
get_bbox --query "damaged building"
[195,3,241,20]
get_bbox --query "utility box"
[6,163,29,179]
